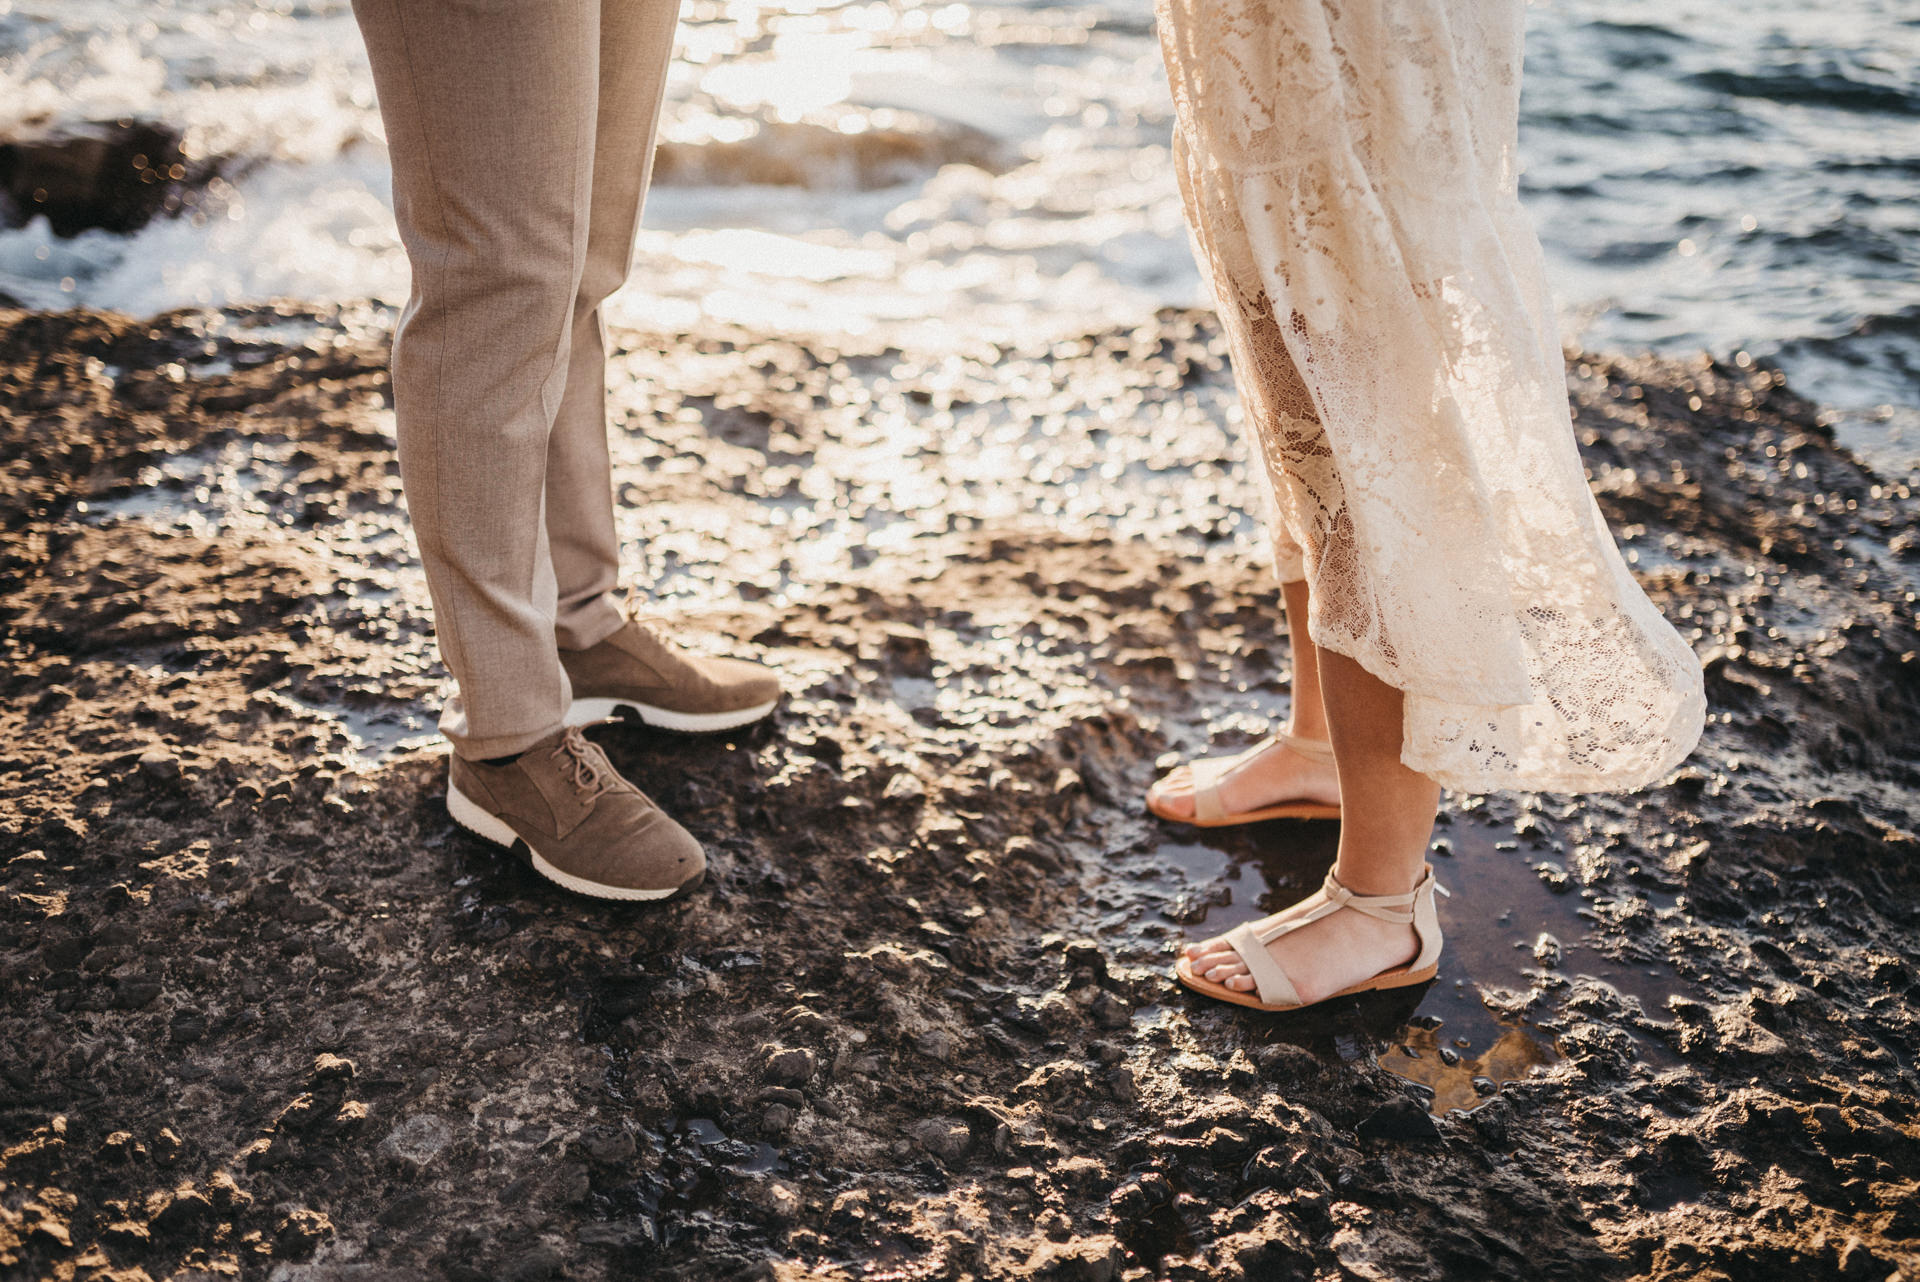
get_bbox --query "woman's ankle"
[1283,710,1330,743]
[1330,848,1428,897]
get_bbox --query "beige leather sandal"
[1174,865,1447,1012]
[1146,732,1341,826]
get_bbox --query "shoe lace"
[550,727,615,803]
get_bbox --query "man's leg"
[547,0,684,652]
[542,0,784,736]
[353,0,597,759]
[354,0,709,900]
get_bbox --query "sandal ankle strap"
[1320,867,1431,924]
[1278,732,1335,764]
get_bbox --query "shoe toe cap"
[557,800,707,897]
[633,813,707,890]
[710,656,782,709]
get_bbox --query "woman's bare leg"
[1148,578,1339,818]
[1182,647,1440,1002]
[1279,577,1329,740]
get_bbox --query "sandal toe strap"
[1186,752,1243,825]
[1187,734,1334,823]
[1225,920,1302,1008]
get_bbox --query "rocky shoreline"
[2,303,1917,1281]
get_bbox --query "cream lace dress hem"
[1156,0,1705,793]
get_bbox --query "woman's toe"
[1148,767,1196,819]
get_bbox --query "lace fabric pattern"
[1157,0,1706,793]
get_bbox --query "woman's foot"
[1183,901,1416,1005]
[1179,871,1430,1005]
[1147,733,1340,822]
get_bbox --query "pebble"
[764,1182,802,1221]
[98,1131,142,1163]
[910,1117,971,1164]
[884,772,927,802]
[916,1028,958,1061]
[273,1207,333,1259]
[1063,939,1108,978]
[880,626,935,677]
[1088,990,1132,1030]
[761,1045,818,1085]
[1356,1097,1440,1142]
[583,1127,636,1164]
[501,1244,564,1282]
[311,1052,356,1083]
[376,1115,455,1171]
[150,1183,213,1233]
[136,745,181,782]
[1533,933,1565,969]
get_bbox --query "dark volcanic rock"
[0,304,1916,1282]
[1356,1096,1441,1142]
[0,119,226,236]
[759,1045,817,1086]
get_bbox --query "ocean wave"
[1586,20,1691,42]
[1773,309,1920,395]
[653,113,1010,190]
[1686,67,1920,116]
[1846,305,1920,342]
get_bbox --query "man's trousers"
[352,0,681,757]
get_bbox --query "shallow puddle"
[1152,811,1691,1112]
[257,689,441,769]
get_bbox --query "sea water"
[2,0,1915,474]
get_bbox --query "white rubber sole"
[445,782,699,902]
[563,695,777,734]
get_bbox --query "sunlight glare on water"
[0,0,1915,469]
[701,30,865,121]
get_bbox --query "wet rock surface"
[1,304,1916,1280]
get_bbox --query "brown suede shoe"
[447,727,706,901]
[560,616,780,733]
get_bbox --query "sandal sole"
[1172,955,1437,1012]
[1146,793,1340,826]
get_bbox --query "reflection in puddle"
[1380,1023,1559,1115]
[1158,812,1689,1111]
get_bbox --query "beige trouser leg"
[353,0,681,758]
